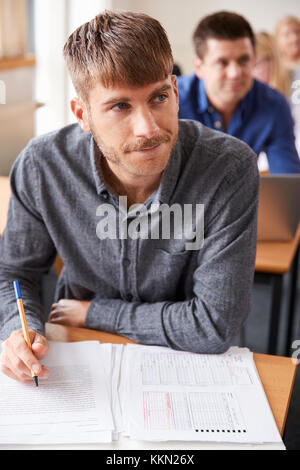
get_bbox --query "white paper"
[124,345,283,445]
[118,341,133,437]
[99,342,124,438]
[0,341,113,444]
[111,344,124,438]
[0,341,285,449]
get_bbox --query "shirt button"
[214,121,222,129]
[127,294,133,302]
[102,191,108,199]
[208,106,214,113]
[123,258,131,266]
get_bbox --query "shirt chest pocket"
[136,242,192,302]
[155,245,191,274]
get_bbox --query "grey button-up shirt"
[0,120,259,353]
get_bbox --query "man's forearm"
[85,294,249,354]
[0,276,45,340]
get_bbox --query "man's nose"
[132,108,160,138]
[226,62,243,79]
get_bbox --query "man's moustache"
[123,134,171,152]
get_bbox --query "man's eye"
[154,94,168,103]
[239,57,250,65]
[112,102,129,111]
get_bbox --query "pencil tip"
[34,376,39,387]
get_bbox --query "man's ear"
[171,74,179,108]
[193,55,204,79]
[70,97,91,133]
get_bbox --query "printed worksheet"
[0,341,114,444]
[124,345,283,444]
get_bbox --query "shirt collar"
[197,77,255,117]
[197,79,209,114]
[228,80,255,130]
[156,134,182,205]
[90,135,114,196]
[239,79,255,113]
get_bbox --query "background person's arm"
[265,95,300,174]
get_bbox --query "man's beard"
[90,124,178,172]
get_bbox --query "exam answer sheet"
[121,345,283,445]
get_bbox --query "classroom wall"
[111,0,300,74]
[34,0,107,136]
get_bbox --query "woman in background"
[275,17,300,158]
[275,16,300,71]
[253,31,290,96]
[253,31,299,169]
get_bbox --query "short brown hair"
[193,11,256,58]
[63,10,174,101]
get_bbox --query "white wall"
[65,0,113,124]
[34,0,68,135]
[111,0,300,74]
[34,0,110,136]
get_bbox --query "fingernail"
[32,364,40,374]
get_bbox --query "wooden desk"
[255,225,300,356]
[45,322,297,438]
[256,225,300,274]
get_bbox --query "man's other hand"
[48,299,90,328]
[0,330,50,383]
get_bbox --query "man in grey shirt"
[0,11,258,384]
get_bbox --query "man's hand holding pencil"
[0,281,50,385]
[0,329,50,384]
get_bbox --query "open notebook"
[0,341,284,449]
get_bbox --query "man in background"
[177,11,300,174]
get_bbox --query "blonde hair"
[255,31,290,96]
[274,16,300,66]
[275,16,300,38]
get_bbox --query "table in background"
[46,322,297,438]
[255,225,300,356]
